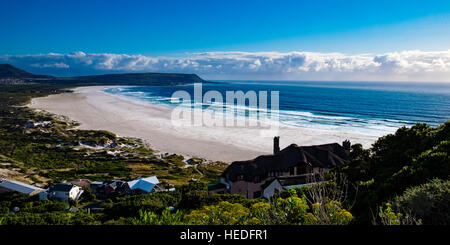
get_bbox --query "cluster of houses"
[208,137,351,199]
[1,137,352,202]
[0,175,168,202]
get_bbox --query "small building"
[103,180,126,196]
[262,174,321,199]
[126,176,161,194]
[47,183,84,202]
[0,179,45,196]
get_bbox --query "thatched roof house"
[211,138,351,199]
[223,143,350,182]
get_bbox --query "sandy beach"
[28,86,378,162]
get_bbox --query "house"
[88,180,126,197]
[103,180,126,196]
[262,174,321,199]
[209,137,351,199]
[47,183,84,202]
[126,176,161,194]
[0,179,45,196]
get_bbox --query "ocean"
[103,81,450,138]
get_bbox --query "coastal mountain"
[0,64,206,85]
[0,64,53,79]
[70,72,205,86]
[0,64,36,78]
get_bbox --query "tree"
[336,121,450,224]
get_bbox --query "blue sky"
[1,0,449,55]
[0,0,449,81]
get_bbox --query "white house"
[47,183,84,202]
[0,179,45,196]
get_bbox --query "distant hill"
[0,64,52,79]
[69,72,205,86]
[0,64,206,86]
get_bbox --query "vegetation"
[0,192,97,225]
[129,189,353,225]
[392,178,449,225]
[336,121,450,224]
[130,208,185,225]
[373,202,421,225]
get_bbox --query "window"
[297,165,306,175]
[254,176,261,183]
[290,167,295,176]
[269,171,283,177]
[253,191,262,198]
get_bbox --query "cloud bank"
[1,50,450,81]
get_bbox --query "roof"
[283,183,317,190]
[49,183,76,192]
[0,179,44,195]
[224,143,349,182]
[68,179,91,187]
[207,180,227,191]
[104,180,125,188]
[127,176,159,193]
[262,174,322,191]
[277,174,320,187]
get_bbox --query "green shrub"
[336,121,450,224]
[80,187,97,203]
[4,211,98,225]
[131,208,184,225]
[393,178,450,225]
[103,192,181,219]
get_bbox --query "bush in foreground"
[393,178,450,225]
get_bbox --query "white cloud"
[30,62,69,69]
[1,50,450,81]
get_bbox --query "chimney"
[273,136,280,155]
[342,139,351,150]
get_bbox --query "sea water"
[104,80,450,138]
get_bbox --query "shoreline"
[28,86,379,163]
